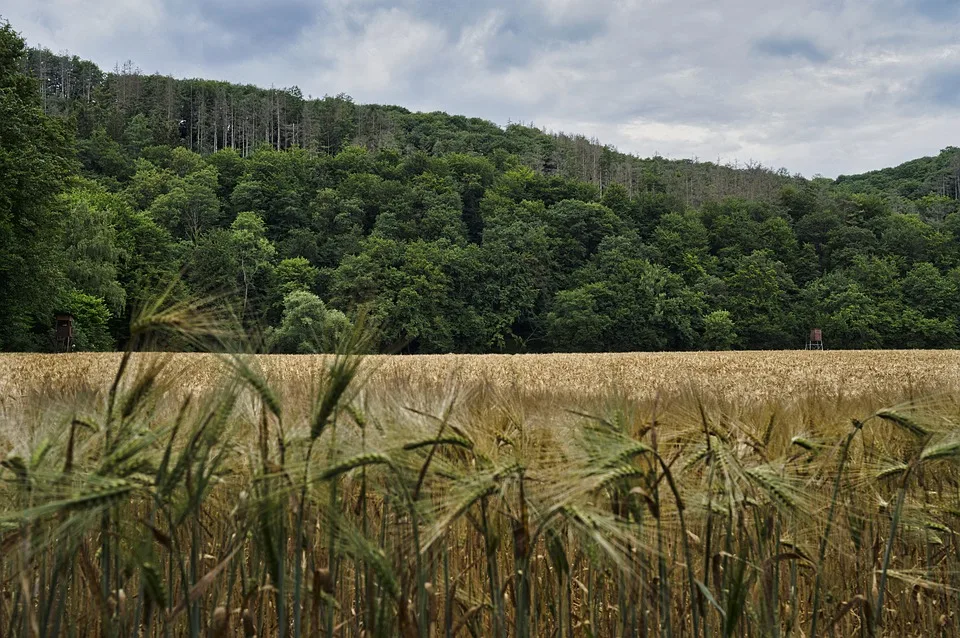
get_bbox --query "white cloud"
[621,120,716,146]
[4,0,960,177]
[314,8,448,96]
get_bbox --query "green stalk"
[656,502,672,638]
[513,470,531,638]
[655,452,701,638]
[325,423,339,638]
[292,482,308,638]
[701,410,716,638]
[810,419,862,638]
[190,518,201,638]
[873,455,919,631]
[293,434,315,638]
[480,498,504,638]
[443,550,453,638]
[276,477,288,637]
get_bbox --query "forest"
[4,22,960,353]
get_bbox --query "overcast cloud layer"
[5,0,960,177]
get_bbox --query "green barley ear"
[875,408,929,438]
[789,435,818,452]
[920,439,960,462]
[875,461,909,480]
[1,456,28,485]
[745,466,803,513]
[319,453,392,481]
[127,278,237,352]
[228,354,282,421]
[310,310,374,441]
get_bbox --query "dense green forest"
[4,21,960,353]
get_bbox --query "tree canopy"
[3,22,960,352]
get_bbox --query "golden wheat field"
[4,349,960,407]
[4,341,960,638]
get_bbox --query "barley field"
[4,315,960,637]
[4,348,960,407]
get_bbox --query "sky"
[4,0,960,178]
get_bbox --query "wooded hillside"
[4,26,960,353]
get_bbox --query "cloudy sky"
[4,0,959,177]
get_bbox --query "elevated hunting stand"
[805,328,824,350]
[54,313,74,352]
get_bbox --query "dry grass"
[3,346,960,637]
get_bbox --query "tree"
[295,189,365,268]
[188,229,239,298]
[799,277,886,349]
[330,237,478,352]
[725,250,796,348]
[63,290,114,351]
[702,310,737,350]
[60,182,127,311]
[0,22,76,349]
[230,212,277,322]
[205,148,245,201]
[547,199,623,276]
[113,206,180,325]
[477,194,555,349]
[13,22,960,354]
[548,240,704,352]
[545,285,612,352]
[149,165,221,240]
[123,113,153,156]
[444,153,496,242]
[275,256,319,297]
[653,209,714,282]
[231,147,323,234]
[875,213,934,264]
[371,173,467,244]
[78,127,133,182]
[127,158,175,209]
[269,291,352,353]
[899,262,958,320]
[794,207,843,254]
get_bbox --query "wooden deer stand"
[54,313,74,352]
[805,328,824,350]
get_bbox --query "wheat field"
[4,349,960,407]
[4,327,960,637]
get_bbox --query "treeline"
[836,146,960,200]
[4,23,960,353]
[21,46,800,207]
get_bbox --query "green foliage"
[123,113,153,155]
[5,22,960,352]
[546,285,612,352]
[230,211,277,321]
[836,146,960,199]
[148,163,221,239]
[549,238,704,352]
[330,237,481,352]
[725,250,796,348]
[63,289,114,351]
[78,127,133,182]
[702,310,737,350]
[269,290,352,353]
[0,22,76,349]
[276,257,320,297]
[653,210,714,281]
[60,181,126,313]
